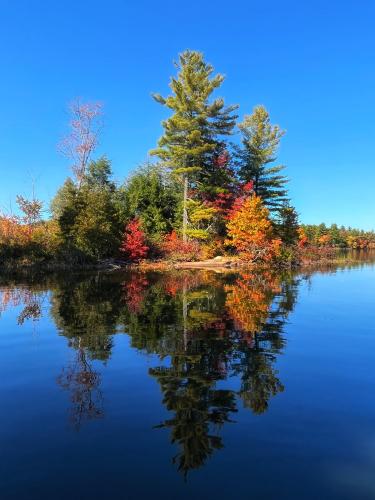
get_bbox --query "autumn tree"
[58,99,103,187]
[225,194,281,262]
[234,105,288,212]
[120,218,149,261]
[151,50,238,241]
[16,194,43,227]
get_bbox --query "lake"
[1,259,375,499]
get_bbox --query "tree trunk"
[182,175,188,243]
[182,277,188,351]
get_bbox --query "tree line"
[0,50,372,267]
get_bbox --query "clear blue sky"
[1,0,374,229]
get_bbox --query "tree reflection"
[0,268,300,473]
[0,286,45,324]
[151,363,236,476]
[50,273,122,360]
[121,270,299,476]
[57,344,103,430]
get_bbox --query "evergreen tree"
[85,156,116,191]
[73,188,121,260]
[151,50,238,241]
[50,156,122,260]
[50,178,80,243]
[275,203,299,245]
[121,164,179,239]
[235,105,288,212]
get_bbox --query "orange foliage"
[0,215,30,245]
[225,272,281,343]
[225,195,281,262]
[298,227,308,248]
[318,234,331,246]
[161,231,200,262]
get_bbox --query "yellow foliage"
[225,195,281,262]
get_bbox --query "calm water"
[1,260,375,499]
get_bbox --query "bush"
[199,238,225,260]
[120,219,149,262]
[160,231,200,262]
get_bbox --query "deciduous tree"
[58,99,103,187]
[225,194,281,262]
[120,218,149,261]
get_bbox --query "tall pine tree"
[235,105,288,213]
[151,50,237,241]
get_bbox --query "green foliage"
[234,105,288,212]
[121,164,180,239]
[51,178,80,241]
[301,223,375,248]
[73,188,121,259]
[51,156,123,260]
[186,199,217,240]
[275,203,299,245]
[3,49,374,268]
[151,50,238,240]
[86,156,116,190]
[151,50,237,174]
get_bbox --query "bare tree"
[57,345,103,430]
[16,195,43,226]
[58,99,103,187]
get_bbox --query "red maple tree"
[120,218,149,261]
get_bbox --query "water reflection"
[0,285,46,324]
[57,347,103,430]
[0,269,301,475]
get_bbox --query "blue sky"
[1,0,374,229]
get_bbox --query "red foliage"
[214,150,230,168]
[122,274,149,313]
[243,181,254,193]
[161,231,200,261]
[210,192,235,216]
[120,219,149,261]
[298,227,308,248]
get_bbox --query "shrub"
[199,238,225,260]
[120,219,149,262]
[161,230,200,262]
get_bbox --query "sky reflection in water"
[0,260,374,499]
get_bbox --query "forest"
[1,50,374,269]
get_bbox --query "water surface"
[1,260,375,499]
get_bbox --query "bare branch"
[58,98,103,187]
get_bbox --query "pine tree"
[85,156,115,191]
[121,163,180,238]
[235,105,288,212]
[275,203,299,245]
[151,50,238,241]
[51,158,123,260]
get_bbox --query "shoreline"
[1,252,372,275]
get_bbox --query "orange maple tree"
[225,194,281,262]
[297,227,308,248]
